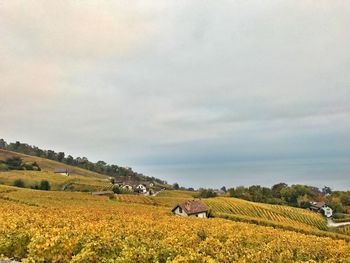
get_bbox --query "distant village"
[54,167,340,220]
[112,177,156,195]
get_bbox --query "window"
[179,207,182,213]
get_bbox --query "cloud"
[0,1,350,188]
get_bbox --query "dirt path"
[327,218,350,228]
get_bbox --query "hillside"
[0,139,168,186]
[0,149,112,191]
[115,190,350,241]
[1,185,350,262]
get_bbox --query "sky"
[1,1,350,190]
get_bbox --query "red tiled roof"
[173,200,208,215]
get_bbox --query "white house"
[310,201,333,218]
[135,184,147,194]
[122,184,133,191]
[321,206,333,218]
[172,200,208,218]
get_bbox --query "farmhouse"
[54,168,69,176]
[122,184,134,191]
[310,201,333,218]
[113,177,154,195]
[172,200,208,218]
[135,184,147,194]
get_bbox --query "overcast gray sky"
[1,1,350,189]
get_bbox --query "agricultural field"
[335,225,350,236]
[2,185,350,262]
[115,192,350,241]
[156,189,197,198]
[0,149,112,192]
[203,197,327,230]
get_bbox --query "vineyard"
[113,192,350,241]
[336,225,350,236]
[1,185,350,262]
[156,190,196,198]
[203,197,327,230]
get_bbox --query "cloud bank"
[1,1,350,189]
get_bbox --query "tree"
[322,186,332,195]
[220,186,227,192]
[46,150,57,160]
[57,152,65,162]
[39,180,51,191]
[0,139,7,149]
[14,179,25,188]
[272,183,288,198]
[65,155,74,165]
[173,183,180,190]
[196,189,217,198]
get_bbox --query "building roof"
[54,168,68,173]
[172,200,208,215]
[310,201,326,209]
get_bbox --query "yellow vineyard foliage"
[1,186,350,262]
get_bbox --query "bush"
[333,213,347,219]
[23,162,41,171]
[5,157,24,170]
[0,163,8,171]
[14,179,25,188]
[39,180,50,191]
[112,185,133,194]
[195,189,217,199]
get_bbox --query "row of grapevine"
[202,197,328,230]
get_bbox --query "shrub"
[39,180,50,191]
[195,189,217,199]
[5,157,24,170]
[23,162,41,171]
[0,163,8,171]
[112,185,133,195]
[14,179,25,188]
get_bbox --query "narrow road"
[327,218,350,228]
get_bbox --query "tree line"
[227,183,350,214]
[0,139,167,185]
[194,183,350,216]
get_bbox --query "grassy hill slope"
[0,149,106,178]
[0,149,112,191]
